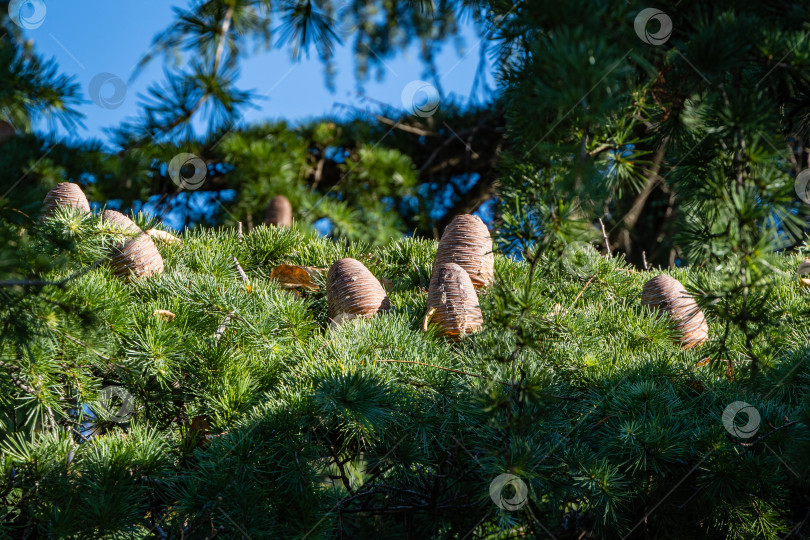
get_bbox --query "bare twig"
[734,419,799,447]
[374,115,437,137]
[63,334,112,362]
[642,251,649,271]
[570,276,595,307]
[214,310,236,346]
[588,143,613,156]
[232,257,249,283]
[0,359,35,394]
[598,218,611,257]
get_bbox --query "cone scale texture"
[327,258,390,323]
[264,195,293,227]
[641,274,709,349]
[426,262,483,340]
[109,234,165,280]
[40,182,91,220]
[433,214,494,289]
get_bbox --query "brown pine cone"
[641,274,709,348]
[433,214,494,289]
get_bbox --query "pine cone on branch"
[433,214,494,289]
[424,262,483,340]
[641,274,709,349]
[264,195,293,227]
[40,182,91,221]
[327,258,390,324]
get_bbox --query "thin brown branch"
[214,310,236,346]
[598,218,611,257]
[0,359,35,394]
[63,334,112,362]
[588,143,613,156]
[734,420,799,448]
[232,257,248,283]
[374,115,437,137]
[570,276,595,307]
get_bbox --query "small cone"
[146,228,182,246]
[40,182,91,220]
[425,262,483,340]
[264,195,293,227]
[153,309,176,321]
[101,210,141,235]
[109,234,164,280]
[326,258,390,323]
[641,274,708,349]
[433,214,494,289]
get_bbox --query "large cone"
[425,262,483,340]
[40,182,91,220]
[433,214,494,289]
[264,195,293,227]
[326,258,390,324]
[641,274,709,349]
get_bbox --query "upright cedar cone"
[425,262,483,340]
[109,234,164,280]
[40,182,91,220]
[433,214,494,289]
[327,258,390,323]
[641,274,709,348]
[101,210,141,235]
[264,195,293,227]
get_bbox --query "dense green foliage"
[1,210,809,538]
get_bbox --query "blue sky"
[20,0,495,145]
